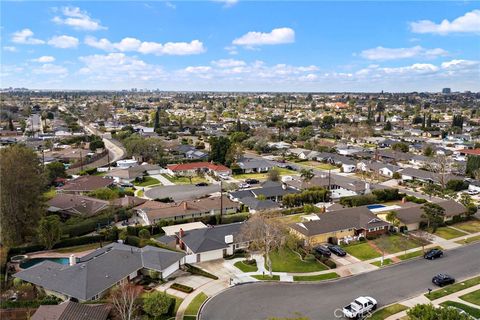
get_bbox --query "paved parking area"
[145,184,219,201]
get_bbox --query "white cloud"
[212,0,238,7]
[165,2,176,9]
[441,59,479,71]
[48,35,79,48]
[32,56,55,63]
[212,59,246,68]
[3,46,17,52]
[410,10,480,35]
[32,64,68,76]
[233,27,295,46]
[224,46,238,55]
[52,7,106,31]
[360,46,448,60]
[11,29,44,45]
[85,36,205,56]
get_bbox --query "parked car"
[342,296,377,319]
[195,182,208,187]
[328,245,347,257]
[314,245,331,257]
[245,178,259,184]
[285,165,296,171]
[424,248,443,260]
[432,274,455,287]
[120,182,134,188]
[238,183,251,189]
[467,189,479,195]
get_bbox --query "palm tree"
[300,168,314,182]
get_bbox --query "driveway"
[199,241,480,320]
[145,184,220,201]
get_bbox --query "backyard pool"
[367,204,386,210]
[20,257,69,269]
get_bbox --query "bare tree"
[111,283,141,320]
[425,155,451,189]
[239,212,287,276]
[413,230,434,253]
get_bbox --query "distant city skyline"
[2,1,479,92]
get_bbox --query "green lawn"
[397,250,424,261]
[234,260,258,273]
[369,304,408,320]
[440,301,480,318]
[371,258,393,267]
[267,248,328,273]
[53,242,105,254]
[293,272,339,282]
[275,213,305,225]
[252,274,280,281]
[426,276,480,300]
[460,289,480,306]
[163,175,208,185]
[456,234,480,245]
[133,176,160,187]
[342,242,381,261]
[184,292,208,318]
[433,226,468,240]
[137,189,144,197]
[453,220,480,234]
[234,167,297,180]
[371,234,421,254]
[302,161,337,170]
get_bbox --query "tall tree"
[421,203,445,231]
[1,145,46,246]
[300,169,315,182]
[111,283,142,320]
[153,107,160,132]
[209,136,231,165]
[37,215,61,249]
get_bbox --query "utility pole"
[220,180,223,217]
[80,149,83,172]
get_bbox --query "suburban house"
[386,200,466,231]
[166,162,231,177]
[172,145,208,160]
[135,196,240,225]
[105,164,162,184]
[229,181,299,203]
[285,175,369,199]
[14,243,185,302]
[58,176,115,195]
[290,206,390,245]
[400,167,460,185]
[178,222,249,263]
[47,193,110,217]
[358,161,402,178]
[31,301,111,320]
[236,157,275,173]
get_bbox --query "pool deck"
[28,248,98,259]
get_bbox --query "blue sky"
[1,1,479,91]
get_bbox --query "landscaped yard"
[369,304,408,320]
[440,301,480,318]
[460,289,480,306]
[252,274,280,281]
[371,258,393,267]
[371,234,421,254]
[183,292,208,319]
[342,242,381,261]
[234,260,258,273]
[426,276,480,300]
[163,174,208,185]
[133,176,160,187]
[267,248,328,273]
[433,226,468,240]
[453,219,480,234]
[456,234,480,245]
[293,272,339,282]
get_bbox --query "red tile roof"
[458,148,480,156]
[167,162,230,172]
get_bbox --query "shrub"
[125,236,141,247]
[323,259,337,269]
[185,264,219,280]
[170,283,194,293]
[220,212,250,224]
[304,253,316,262]
[138,229,151,239]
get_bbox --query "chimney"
[69,254,76,266]
[183,202,188,210]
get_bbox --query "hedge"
[185,264,219,280]
[170,283,194,293]
[9,235,104,256]
[0,296,60,309]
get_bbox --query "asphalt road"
[200,242,480,320]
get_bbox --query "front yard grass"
[302,161,337,171]
[293,272,339,282]
[234,260,258,273]
[426,276,480,300]
[452,219,480,234]
[163,175,208,185]
[397,250,424,261]
[267,248,328,273]
[252,274,280,281]
[369,304,408,320]
[433,226,468,240]
[371,234,421,254]
[184,292,208,319]
[342,242,382,261]
[460,289,480,306]
[440,301,480,318]
[371,258,393,267]
[133,176,160,187]
[456,234,480,245]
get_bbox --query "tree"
[239,213,287,276]
[138,229,151,239]
[209,136,231,165]
[111,283,141,320]
[153,107,160,132]
[422,203,445,232]
[321,116,335,130]
[423,145,434,157]
[300,169,314,182]
[446,179,468,191]
[385,211,400,230]
[459,193,478,217]
[1,145,46,246]
[299,126,314,140]
[45,161,67,184]
[383,121,392,131]
[415,230,433,253]
[407,303,471,320]
[37,215,61,249]
[143,291,172,318]
[392,142,409,153]
[267,168,280,182]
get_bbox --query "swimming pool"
[20,257,69,269]
[367,204,386,210]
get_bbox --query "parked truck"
[342,296,377,319]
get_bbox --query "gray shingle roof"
[32,301,110,320]
[181,222,244,253]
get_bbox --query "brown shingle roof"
[32,301,111,320]
[47,194,110,217]
[395,200,466,225]
[60,176,114,192]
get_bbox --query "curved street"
[199,241,480,320]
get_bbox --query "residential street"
[199,241,480,320]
